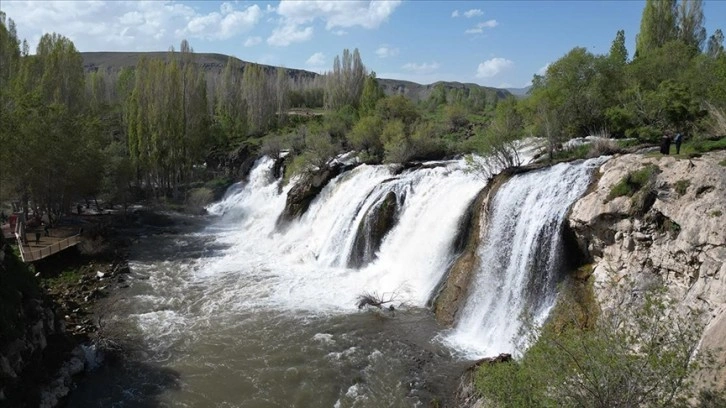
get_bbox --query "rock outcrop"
[433,166,532,326]
[276,163,354,225]
[568,150,726,388]
[0,236,96,407]
[349,190,401,268]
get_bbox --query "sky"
[2,0,726,89]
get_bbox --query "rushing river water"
[68,225,469,407]
[68,154,603,407]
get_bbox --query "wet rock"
[349,191,400,268]
[277,162,355,225]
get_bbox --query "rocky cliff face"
[568,150,726,389]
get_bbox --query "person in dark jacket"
[674,132,683,154]
[660,133,672,155]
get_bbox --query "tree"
[324,48,366,110]
[706,29,724,58]
[676,0,706,51]
[609,29,628,65]
[635,0,677,57]
[358,72,384,117]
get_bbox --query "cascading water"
[444,158,606,358]
[70,143,608,407]
[204,157,487,310]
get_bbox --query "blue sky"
[3,1,726,88]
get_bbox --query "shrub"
[587,138,622,157]
[607,164,660,201]
[475,283,713,408]
[674,179,690,196]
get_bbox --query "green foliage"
[348,115,383,160]
[376,95,420,127]
[674,179,690,196]
[636,0,677,57]
[0,238,40,345]
[475,283,711,408]
[607,164,660,201]
[710,210,722,217]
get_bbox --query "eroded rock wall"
[568,150,726,389]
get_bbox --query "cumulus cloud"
[266,1,400,47]
[465,19,498,34]
[180,3,262,40]
[537,62,551,76]
[267,23,314,46]
[376,45,399,58]
[476,57,513,78]
[306,52,326,67]
[0,1,262,52]
[451,10,460,17]
[402,61,440,74]
[244,36,262,47]
[276,0,402,30]
[463,9,484,18]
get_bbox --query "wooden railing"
[16,234,81,262]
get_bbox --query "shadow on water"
[66,352,181,408]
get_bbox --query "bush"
[674,179,690,196]
[607,164,660,201]
[475,283,713,408]
[587,138,622,157]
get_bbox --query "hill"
[81,52,510,103]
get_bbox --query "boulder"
[276,162,354,225]
[348,191,400,268]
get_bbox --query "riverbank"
[0,207,203,407]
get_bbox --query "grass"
[719,159,726,166]
[607,164,660,201]
[711,210,722,217]
[674,179,690,196]
[45,267,84,286]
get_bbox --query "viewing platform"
[2,221,82,262]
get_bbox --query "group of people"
[660,131,684,155]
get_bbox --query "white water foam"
[199,157,487,313]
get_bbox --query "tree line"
[1,0,724,217]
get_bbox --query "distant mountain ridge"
[81,51,511,103]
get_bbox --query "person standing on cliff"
[674,132,683,154]
[660,132,672,155]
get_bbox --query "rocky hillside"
[80,52,510,102]
[568,150,726,390]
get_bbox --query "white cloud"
[332,29,348,36]
[244,36,262,47]
[463,9,484,18]
[476,57,513,78]
[451,10,460,18]
[376,45,399,58]
[306,52,326,67]
[465,19,498,34]
[178,3,262,40]
[0,1,263,52]
[276,0,402,30]
[537,62,551,76]
[402,61,440,74]
[267,23,314,46]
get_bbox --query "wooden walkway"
[15,231,82,262]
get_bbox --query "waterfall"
[444,158,605,358]
[202,157,487,312]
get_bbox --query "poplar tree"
[676,0,706,51]
[635,0,677,57]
